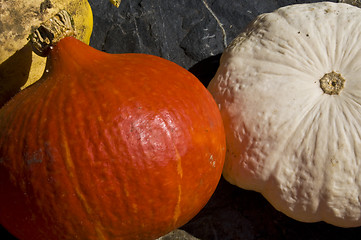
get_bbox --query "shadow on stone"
[188,54,221,88]
[180,176,361,240]
[0,42,33,107]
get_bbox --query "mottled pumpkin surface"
[208,2,361,227]
[0,37,225,240]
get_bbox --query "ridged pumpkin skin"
[0,37,226,240]
[208,2,361,228]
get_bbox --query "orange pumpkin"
[0,37,226,240]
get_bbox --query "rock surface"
[2,0,361,239]
[88,0,338,70]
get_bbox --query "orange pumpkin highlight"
[0,37,226,240]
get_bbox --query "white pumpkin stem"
[319,71,345,95]
[29,10,75,57]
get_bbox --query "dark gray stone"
[180,177,361,240]
[156,229,200,240]
[88,0,337,70]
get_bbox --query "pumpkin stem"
[319,71,345,95]
[29,10,75,57]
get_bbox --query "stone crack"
[201,0,227,48]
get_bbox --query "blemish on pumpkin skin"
[330,158,339,167]
[173,147,182,224]
[40,0,53,13]
[175,148,183,178]
[209,154,216,168]
[173,185,182,225]
[25,150,43,165]
[123,182,130,197]
[132,203,138,214]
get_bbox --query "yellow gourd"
[0,0,93,107]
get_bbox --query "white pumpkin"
[208,2,361,227]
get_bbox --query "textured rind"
[0,37,225,240]
[208,2,361,227]
[0,0,93,107]
[0,0,93,63]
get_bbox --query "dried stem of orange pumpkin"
[29,9,75,57]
